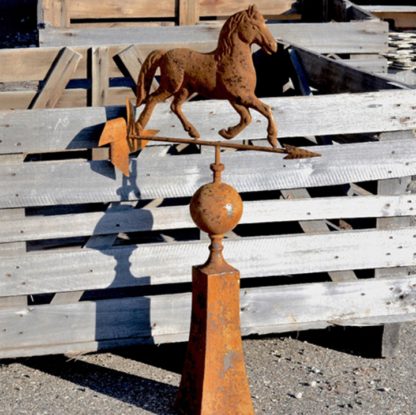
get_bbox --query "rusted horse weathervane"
[136,4,278,147]
[99,5,319,175]
[98,6,320,414]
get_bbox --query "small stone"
[309,381,318,387]
[295,392,303,399]
[378,387,391,392]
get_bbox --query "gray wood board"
[39,21,388,54]
[1,227,416,296]
[1,90,415,155]
[1,275,415,358]
[2,194,416,243]
[1,138,416,208]
[294,46,410,92]
[342,56,388,73]
[360,6,416,13]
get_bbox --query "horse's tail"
[136,49,165,106]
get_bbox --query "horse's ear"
[247,4,258,16]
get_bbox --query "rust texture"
[175,147,254,414]
[135,4,279,148]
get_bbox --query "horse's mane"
[216,10,247,61]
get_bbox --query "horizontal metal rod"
[130,134,288,154]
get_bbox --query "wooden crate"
[39,0,298,27]
[1,81,416,358]
[0,18,390,111]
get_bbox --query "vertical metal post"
[175,148,254,414]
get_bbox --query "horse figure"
[136,4,279,147]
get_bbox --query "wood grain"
[39,21,387,55]
[1,138,416,208]
[30,47,82,109]
[2,90,415,154]
[1,275,415,358]
[2,194,416,244]
[1,226,416,296]
[90,47,109,106]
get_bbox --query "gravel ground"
[1,323,415,414]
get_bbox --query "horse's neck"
[215,34,252,62]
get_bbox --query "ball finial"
[190,181,243,236]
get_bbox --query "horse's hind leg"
[137,87,172,130]
[219,101,252,140]
[171,88,200,139]
[242,96,278,148]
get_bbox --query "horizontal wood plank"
[39,21,388,54]
[1,227,416,296]
[0,43,213,83]
[1,138,416,208]
[1,89,415,154]
[360,6,416,13]
[68,0,176,19]
[340,55,388,73]
[2,194,416,244]
[0,275,415,358]
[199,0,293,17]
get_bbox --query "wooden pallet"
[39,0,298,27]
[1,84,416,358]
[0,20,390,111]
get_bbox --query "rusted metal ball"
[190,182,243,235]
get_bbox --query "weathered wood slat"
[294,46,409,92]
[91,47,109,107]
[0,275,415,358]
[341,55,388,74]
[30,47,82,109]
[41,0,70,27]
[1,90,415,154]
[1,138,416,208]
[0,43,213,83]
[375,131,413,357]
[0,86,136,111]
[115,45,159,91]
[0,88,93,111]
[1,227,416,296]
[281,187,358,284]
[0,47,87,82]
[2,194,416,244]
[0,202,27,309]
[39,21,388,55]
[179,0,199,25]
[199,0,293,17]
[68,0,176,19]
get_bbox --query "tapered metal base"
[175,262,254,415]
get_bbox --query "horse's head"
[240,5,277,54]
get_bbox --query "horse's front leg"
[242,96,278,148]
[219,101,252,140]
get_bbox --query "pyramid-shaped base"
[175,264,254,415]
